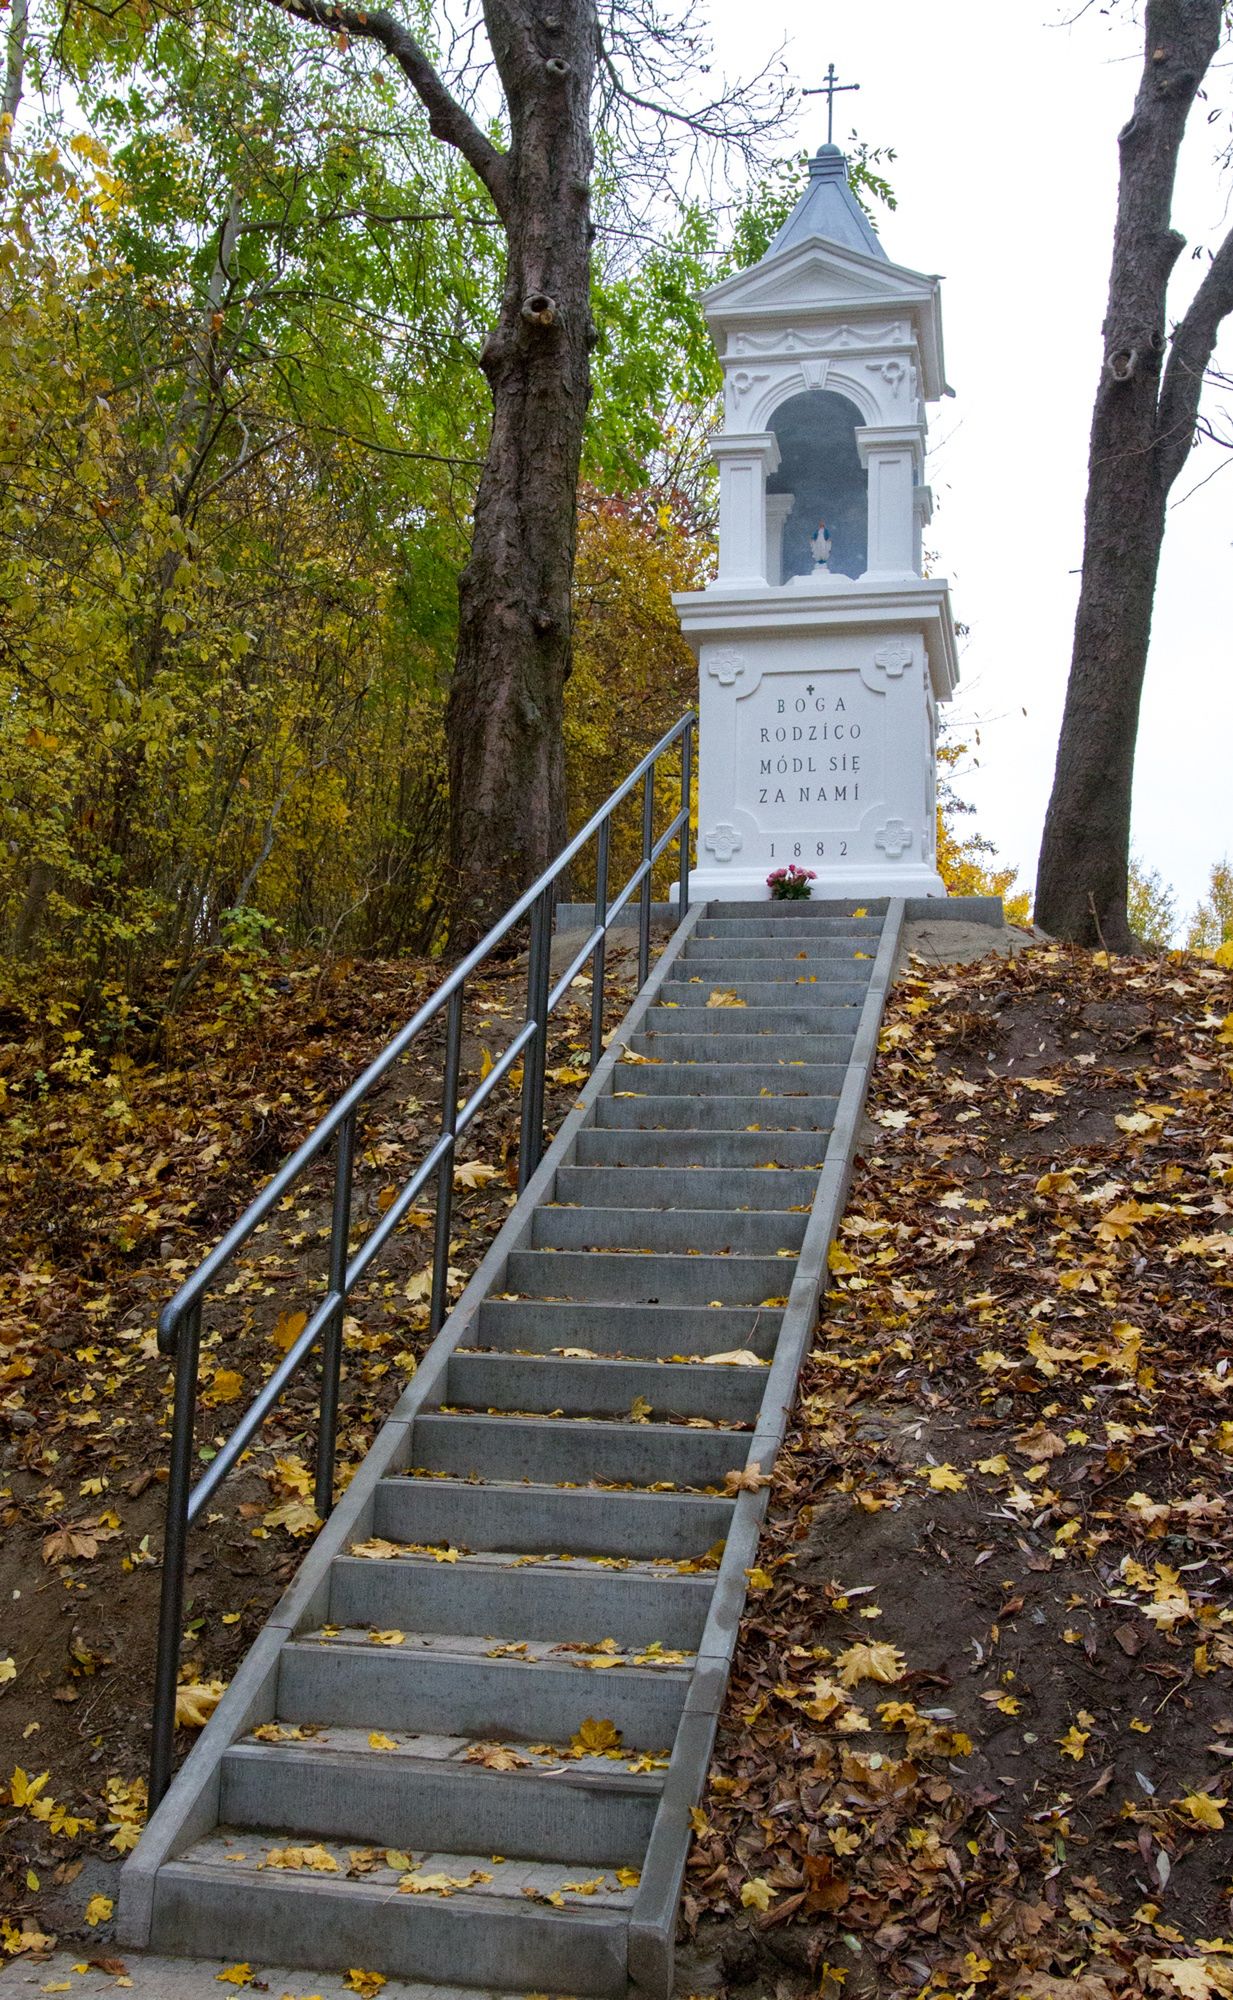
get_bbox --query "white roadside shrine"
[675,140,959,902]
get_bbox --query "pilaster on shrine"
[674,111,960,901]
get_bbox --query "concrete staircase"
[121,899,903,1997]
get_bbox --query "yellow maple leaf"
[343,1974,387,1998]
[922,1463,966,1492]
[368,1629,405,1647]
[571,1716,622,1754]
[214,1967,252,1988]
[723,1464,772,1495]
[1057,1723,1089,1760]
[262,1499,321,1537]
[455,1159,499,1188]
[264,1843,339,1871]
[745,1568,775,1591]
[1180,1791,1227,1831]
[615,1866,641,1888]
[1152,1959,1227,2000]
[271,1309,308,1352]
[368,1732,398,1751]
[399,1868,491,1895]
[84,1894,113,1928]
[175,1680,226,1729]
[202,1368,244,1406]
[8,1767,49,1808]
[827,1242,859,1275]
[740,1877,776,1910]
[836,1641,905,1688]
[0,1658,16,1685]
[706,989,746,1008]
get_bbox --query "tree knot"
[521,294,557,326]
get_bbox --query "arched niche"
[767,390,867,583]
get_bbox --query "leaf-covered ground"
[4,936,1232,1998]
[681,942,1233,2000]
[0,940,636,1960]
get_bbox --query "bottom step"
[153,1833,636,1995]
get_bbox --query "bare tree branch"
[270,0,510,217]
[1156,221,1233,491]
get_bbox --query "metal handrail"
[147,711,696,1805]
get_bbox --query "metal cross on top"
[803,62,860,145]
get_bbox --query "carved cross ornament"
[706,649,747,687]
[703,823,743,863]
[875,819,913,860]
[873,642,914,680]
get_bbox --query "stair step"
[628,1032,854,1064]
[445,1348,766,1421]
[612,1058,848,1093]
[573,1126,829,1168]
[642,1003,860,1034]
[551,1163,819,1209]
[151,1838,634,1994]
[530,1204,806,1256]
[409,1410,754,1488]
[277,1630,688,1746]
[505,1246,799,1305]
[695,916,883,937]
[221,1727,662,1864]
[373,1475,734,1558]
[660,978,870,1006]
[704,897,888,917]
[681,936,877,961]
[472,1296,781,1357]
[595,1091,837,1130]
[328,1552,713,1648]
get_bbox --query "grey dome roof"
[766,145,887,263]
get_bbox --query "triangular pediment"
[701,236,937,321]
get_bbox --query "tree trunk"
[445,0,597,939]
[1035,0,1223,948]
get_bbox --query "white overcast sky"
[700,0,1233,926]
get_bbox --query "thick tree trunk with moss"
[446,0,596,938]
[1035,0,1233,948]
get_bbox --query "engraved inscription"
[735,670,882,828]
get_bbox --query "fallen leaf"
[271,1309,308,1352]
[571,1717,622,1754]
[836,1642,905,1687]
[174,1680,226,1729]
[1179,1791,1227,1830]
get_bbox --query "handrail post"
[590,817,610,1074]
[315,1110,355,1518]
[678,720,693,922]
[638,764,654,988]
[430,985,465,1335]
[518,886,553,1191]
[149,1300,202,1806]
